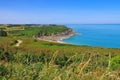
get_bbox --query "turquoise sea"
[62,24,120,48]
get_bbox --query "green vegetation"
[0,29,7,36]
[37,25,69,36]
[7,25,69,37]
[0,24,120,80]
[110,56,120,70]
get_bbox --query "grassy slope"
[8,25,69,37]
[0,25,120,80]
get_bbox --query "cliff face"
[55,28,75,36]
[38,28,76,41]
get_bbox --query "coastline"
[37,30,76,44]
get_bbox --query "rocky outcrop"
[38,28,76,42]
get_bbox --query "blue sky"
[0,0,120,24]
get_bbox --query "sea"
[61,24,120,48]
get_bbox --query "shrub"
[0,30,7,36]
[0,65,8,76]
[55,55,69,67]
[0,51,14,62]
[110,56,120,70]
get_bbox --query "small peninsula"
[0,24,76,43]
[37,25,76,42]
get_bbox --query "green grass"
[0,25,120,80]
[0,36,120,80]
[8,27,40,37]
[8,25,70,37]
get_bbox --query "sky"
[0,0,120,24]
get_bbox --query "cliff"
[38,28,76,42]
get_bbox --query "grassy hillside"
[7,25,70,37]
[0,25,120,80]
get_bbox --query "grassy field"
[0,25,120,80]
[7,25,69,37]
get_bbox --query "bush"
[55,55,69,67]
[0,65,8,76]
[0,30,7,36]
[0,51,14,62]
[110,56,120,70]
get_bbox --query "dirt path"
[16,40,22,47]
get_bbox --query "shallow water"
[61,24,120,48]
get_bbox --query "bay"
[62,24,120,48]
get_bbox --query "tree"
[0,29,7,36]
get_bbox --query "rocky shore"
[37,28,76,43]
